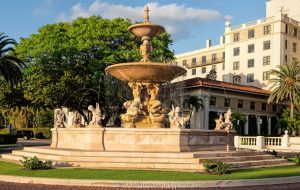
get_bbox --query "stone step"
[11,150,201,164]
[193,151,265,158]
[228,159,290,168]
[199,154,276,162]
[21,147,196,159]
[1,154,203,172]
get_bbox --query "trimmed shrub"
[32,128,51,139]
[0,128,10,134]
[0,134,17,144]
[21,156,52,170]
[203,160,231,175]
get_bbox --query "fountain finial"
[144,5,150,23]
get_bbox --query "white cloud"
[57,1,227,39]
[33,0,54,17]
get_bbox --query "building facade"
[174,0,300,90]
[171,0,296,132]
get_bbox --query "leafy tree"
[268,61,300,119]
[16,16,174,124]
[0,33,25,89]
[277,108,300,135]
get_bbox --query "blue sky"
[1,0,266,54]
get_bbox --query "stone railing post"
[256,136,265,150]
[234,135,240,149]
[282,130,289,148]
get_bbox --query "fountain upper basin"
[128,23,165,38]
[105,62,186,83]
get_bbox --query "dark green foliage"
[16,16,174,125]
[21,156,52,170]
[0,33,25,89]
[32,128,51,139]
[0,134,17,144]
[264,149,278,157]
[232,112,247,135]
[203,160,231,175]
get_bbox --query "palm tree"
[268,61,300,119]
[183,96,204,128]
[0,33,24,89]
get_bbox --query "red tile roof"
[173,77,270,95]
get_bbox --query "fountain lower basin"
[105,62,186,83]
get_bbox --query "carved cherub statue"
[214,114,224,130]
[88,103,103,128]
[72,111,81,128]
[140,39,152,62]
[54,108,65,128]
[168,105,188,128]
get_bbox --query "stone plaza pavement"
[1,181,300,190]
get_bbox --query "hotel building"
[171,0,300,135]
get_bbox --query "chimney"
[206,39,212,48]
[219,36,225,45]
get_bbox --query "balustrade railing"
[265,137,282,147]
[240,137,257,146]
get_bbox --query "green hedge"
[32,128,51,139]
[0,134,18,144]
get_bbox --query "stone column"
[244,115,249,135]
[268,116,272,135]
[203,95,210,130]
[256,136,265,150]
[256,115,261,135]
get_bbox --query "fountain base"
[50,128,235,152]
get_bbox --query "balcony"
[187,57,225,69]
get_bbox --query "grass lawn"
[0,161,300,181]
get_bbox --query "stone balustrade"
[234,131,299,150]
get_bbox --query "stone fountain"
[105,6,186,129]
[3,7,292,172]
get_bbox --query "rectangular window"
[263,56,270,65]
[285,55,288,63]
[222,75,226,81]
[233,33,240,42]
[250,101,256,110]
[192,58,196,65]
[263,71,271,81]
[233,47,240,56]
[294,28,298,37]
[212,53,217,63]
[222,63,225,70]
[233,61,240,70]
[182,60,187,67]
[285,40,288,50]
[293,43,297,53]
[192,68,196,75]
[263,40,271,50]
[201,67,206,74]
[248,44,255,53]
[248,29,255,39]
[174,62,178,65]
[209,97,216,106]
[247,73,254,83]
[223,52,225,58]
[248,59,254,68]
[238,100,243,109]
[261,103,267,111]
[285,24,289,34]
[224,98,230,107]
[264,25,271,35]
[202,56,206,64]
[212,65,216,70]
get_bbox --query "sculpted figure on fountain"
[214,108,233,130]
[168,105,189,128]
[87,103,103,128]
[54,108,65,128]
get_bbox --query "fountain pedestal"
[50,128,235,152]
